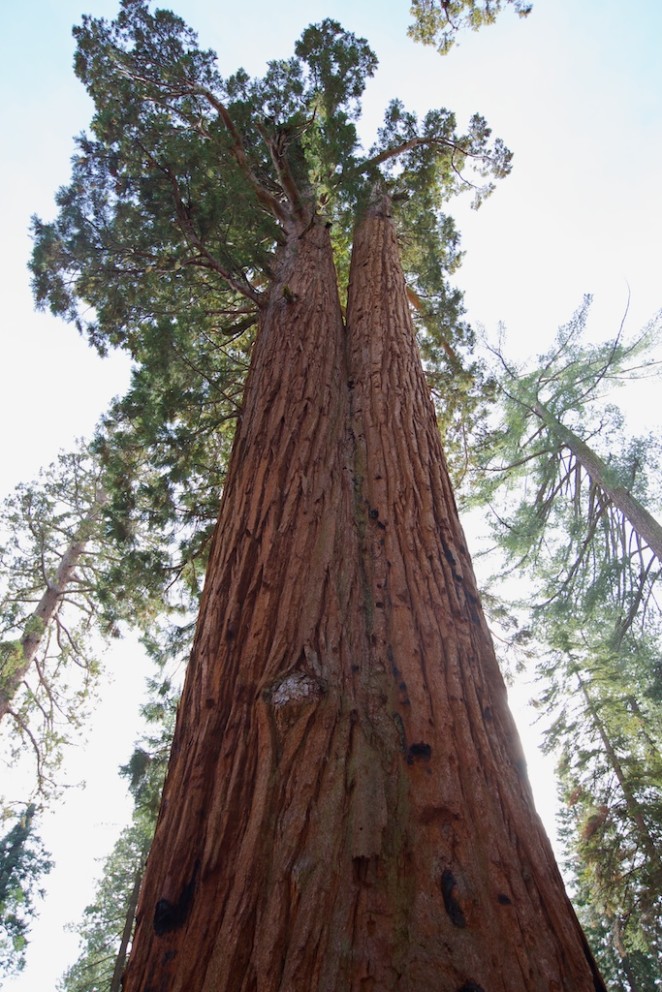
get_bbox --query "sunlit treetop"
[31,0,512,358]
[409,0,533,55]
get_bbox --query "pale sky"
[1,1,661,987]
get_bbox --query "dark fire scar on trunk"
[441,868,467,928]
[153,870,197,936]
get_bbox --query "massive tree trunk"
[338,198,604,990]
[123,207,605,991]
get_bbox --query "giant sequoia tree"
[33,2,606,988]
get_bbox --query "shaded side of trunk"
[341,197,605,990]
[0,496,104,723]
[531,399,662,563]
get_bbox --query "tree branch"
[134,140,263,305]
[355,134,469,174]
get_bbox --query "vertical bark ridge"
[124,220,366,992]
[343,196,606,990]
[124,206,606,992]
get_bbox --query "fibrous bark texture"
[123,208,605,992]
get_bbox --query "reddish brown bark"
[123,207,605,991]
[341,198,605,990]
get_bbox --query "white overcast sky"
[1,1,661,988]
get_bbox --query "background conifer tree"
[468,302,662,981]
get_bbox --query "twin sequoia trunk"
[124,206,605,991]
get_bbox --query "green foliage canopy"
[0,805,52,976]
[30,1,512,453]
[409,0,533,55]
[471,300,662,979]
[58,680,175,992]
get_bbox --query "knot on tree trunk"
[269,671,326,708]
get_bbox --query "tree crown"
[31,1,511,356]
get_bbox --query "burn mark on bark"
[406,741,432,764]
[153,873,196,936]
[497,893,512,905]
[153,900,181,936]
[352,855,372,884]
[440,869,467,928]
[465,590,483,625]
[367,506,387,530]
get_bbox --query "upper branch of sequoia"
[355,127,511,202]
[31,2,512,380]
[409,1,533,55]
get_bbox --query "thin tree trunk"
[123,209,605,991]
[531,400,662,562]
[612,916,642,992]
[619,952,641,992]
[110,865,143,992]
[575,671,662,872]
[0,494,105,723]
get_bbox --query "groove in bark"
[122,206,606,991]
